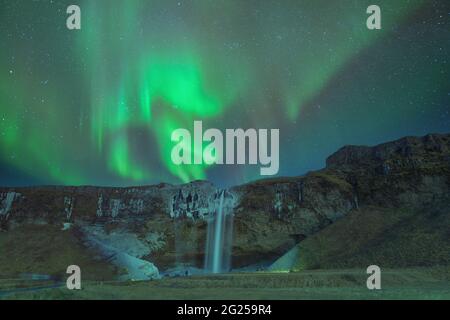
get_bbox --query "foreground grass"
[2,268,449,300]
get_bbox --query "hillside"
[292,204,450,270]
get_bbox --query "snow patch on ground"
[267,245,300,271]
[83,226,151,258]
[81,228,160,280]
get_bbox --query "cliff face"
[1,133,449,276]
[325,133,450,209]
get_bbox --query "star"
[0,0,448,187]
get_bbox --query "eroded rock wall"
[0,133,449,271]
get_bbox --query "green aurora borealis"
[1,0,449,186]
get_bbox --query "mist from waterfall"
[204,190,234,273]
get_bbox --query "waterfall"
[211,190,225,273]
[204,190,234,273]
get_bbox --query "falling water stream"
[204,190,233,274]
[211,190,225,273]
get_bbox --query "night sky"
[1,0,449,187]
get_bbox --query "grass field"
[1,214,448,300]
[1,267,449,300]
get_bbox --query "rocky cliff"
[1,133,449,278]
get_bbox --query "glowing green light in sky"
[2,0,442,186]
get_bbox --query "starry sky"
[0,0,449,187]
